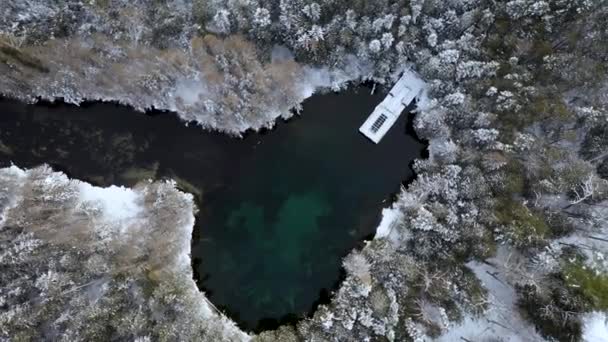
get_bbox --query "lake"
[0,85,424,331]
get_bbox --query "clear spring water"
[0,85,423,331]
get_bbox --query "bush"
[495,199,549,248]
[544,212,575,239]
[516,283,584,341]
[562,261,608,311]
[581,123,608,160]
[496,160,525,196]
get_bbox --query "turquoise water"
[0,85,424,331]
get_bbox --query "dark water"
[0,85,424,331]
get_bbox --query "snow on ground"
[298,54,374,98]
[534,206,608,274]
[582,311,608,342]
[374,206,403,243]
[436,247,545,342]
[78,182,143,222]
[171,77,209,108]
[0,165,27,226]
[3,164,27,178]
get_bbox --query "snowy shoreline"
[0,165,249,341]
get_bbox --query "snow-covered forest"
[0,166,247,341]
[1,0,608,341]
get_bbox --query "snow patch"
[582,311,608,342]
[298,54,373,98]
[171,77,209,108]
[436,247,545,341]
[175,201,196,269]
[0,165,28,226]
[538,218,608,273]
[4,165,27,178]
[374,207,403,242]
[78,182,142,222]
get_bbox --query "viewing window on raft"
[371,114,388,133]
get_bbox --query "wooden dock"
[359,70,425,143]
